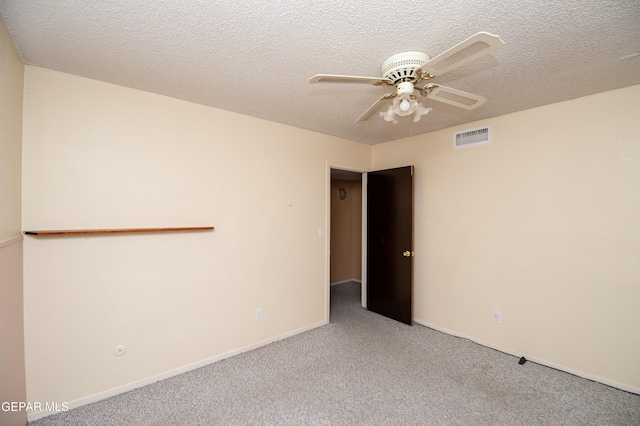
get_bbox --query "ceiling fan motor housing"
[381,51,431,83]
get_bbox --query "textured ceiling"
[1,0,639,144]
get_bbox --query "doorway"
[329,168,365,316]
[328,166,413,325]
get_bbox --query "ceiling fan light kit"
[380,96,433,124]
[309,32,504,125]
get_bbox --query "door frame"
[326,162,368,322]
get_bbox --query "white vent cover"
[454,126,490,149]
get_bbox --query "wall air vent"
[454,126,490,149]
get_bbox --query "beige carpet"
[31,281,640,425]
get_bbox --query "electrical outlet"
[255,308,263,322]
[492,310,502,324]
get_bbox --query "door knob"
[403,251,411,257]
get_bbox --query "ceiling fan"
[309,32,504,124]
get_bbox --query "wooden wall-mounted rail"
[23,227,214,236]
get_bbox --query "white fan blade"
[310,74,391,85]
[423,84,487,110]
[419,32,504,77]
[355,93,395,123]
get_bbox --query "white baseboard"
[0,234,22,248]
[414,319,640,396]
[27,319,328,422]
[330,278,361,286]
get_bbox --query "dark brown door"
[367,166,414,325]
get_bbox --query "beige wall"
[350,182,362,280]
[0,13,27,426]
[330,179,362,283]
[0,13,22,239]
[372,85,640,392]
[21,66,371,415]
